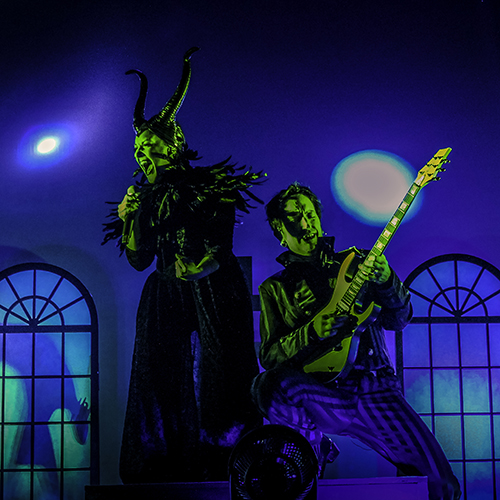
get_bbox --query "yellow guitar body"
[303,251,380,380]
[302,148,452,382]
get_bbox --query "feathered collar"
[102,149,265,251]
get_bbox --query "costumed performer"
[103,47,265,483]
[251,182,461,500]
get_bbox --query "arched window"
[398,254,500,500]
[0,262,99,500]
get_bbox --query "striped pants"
[251,366,461,500]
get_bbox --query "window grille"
[0,262,99,500]
[398,253,500,499]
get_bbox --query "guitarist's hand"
[359,255,390,285]
[294,280,316,309]
[316,313,353,339]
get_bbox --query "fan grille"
[229,425,317,500]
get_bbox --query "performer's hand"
[175,254,220,280]
[118,186,140,221]
[294,280,317,308]
[359,255,390,285]
[316,313,352,339]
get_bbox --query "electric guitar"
[302,148,452,382]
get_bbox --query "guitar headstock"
[415,147,452,187]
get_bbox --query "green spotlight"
[36,137,59,154]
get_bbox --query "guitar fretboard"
[334,146,452,315]
[335,182,422,314]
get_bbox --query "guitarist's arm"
[357,252,412,331]
[258,281,350,370]
[372,269,413,331]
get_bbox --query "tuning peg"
[434,177,441,181]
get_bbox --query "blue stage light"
[331,150,422,226]
[17,123,76,168]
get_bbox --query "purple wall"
[1,0,499,484]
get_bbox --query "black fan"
[228,425,318,500]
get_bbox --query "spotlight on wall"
[36,136,60,154]
[17,123,76,168]
[228,425,318,500]
[331,149,422,226]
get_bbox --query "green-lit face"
[134,129,174,183]
[279,194,322,256]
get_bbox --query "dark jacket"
[258,237,412,376]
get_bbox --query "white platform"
[86,476,428,499]
[318,476,428,499]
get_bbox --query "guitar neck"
[336,180,423,314]
[335,147,451,315]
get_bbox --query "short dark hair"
[265,182,323,241]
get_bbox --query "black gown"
[117,162,262,483]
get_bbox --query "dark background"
[2,0,499,483]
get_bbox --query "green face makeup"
[134,129,179,183]
[280,195,323,256]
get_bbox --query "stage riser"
[85,476,428,500]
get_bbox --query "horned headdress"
[126,47,200,154]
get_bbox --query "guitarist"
[251,182,461,500]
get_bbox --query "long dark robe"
[118,165,262,483]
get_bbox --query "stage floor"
[85,476,428,499]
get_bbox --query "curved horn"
[152,47,200,128]
[125,69,149,134]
